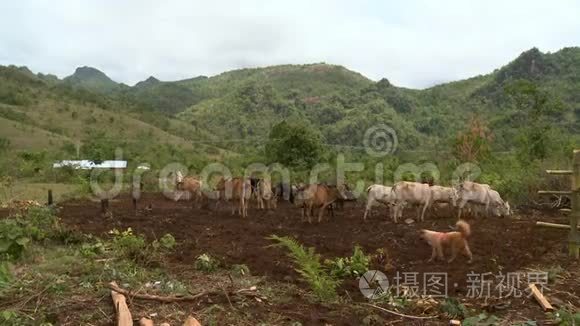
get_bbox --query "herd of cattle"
[171,172,512,223]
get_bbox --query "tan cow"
[215,177,251,218]
[257,179,276,209]
[392,181,432,222]
[174,171,203,208]
[300,184,348,223]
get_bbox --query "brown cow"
[215,177,251,217]
[174,171,203,208]
[300,184,348,223]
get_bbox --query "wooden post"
[570,149,580,258]
[101,199,111,218]
[47,189,53,206]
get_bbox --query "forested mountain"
[1,47,578,160]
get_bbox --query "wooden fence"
[538,149,580,259]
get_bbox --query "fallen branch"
[362,303,438,320]
[536,221,580,230]
[110,282,133,326]
[107,282,258,303]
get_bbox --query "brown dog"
[421,220,473,263]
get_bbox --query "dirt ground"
[53,193,579,325]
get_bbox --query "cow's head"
[337,183,355,201]
[504,201,512,217]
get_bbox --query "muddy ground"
[52,193,579,325]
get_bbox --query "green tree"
[505,80,563,162]
[266,121,324,168]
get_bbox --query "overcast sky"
[1,0,579,88]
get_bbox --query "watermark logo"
[363,124,398,157]
[359,270,389,299]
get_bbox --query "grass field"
[0,183,79,205]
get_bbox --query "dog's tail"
[456,220,471,238]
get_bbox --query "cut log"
[183,316,202,326]
[110,281,133,326]
[139,317,154,326]
[536,221,580,230]
[160,323,170,326]
[449,320,461,326]
[528,283,554,311]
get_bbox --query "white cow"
[487,189,511,217]
[363,185,397,221]
[455,181,510,219]
[455,181,491,219]
[392,181,432,222]
[428,185,458,216]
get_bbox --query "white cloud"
[0,0,578,88]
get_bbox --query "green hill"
[1,47,579,168]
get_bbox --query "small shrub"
[463,313,499,326]
[326,245,370,278]
[194,253,219,273]
[79,241,106,258]
[231,264,251,277]
[152,233,176,251]
[0,219,31,260]
[0,262,12,288]
[550,308,580,325]
[269,235,339,301]
[109,228,146,261]
[440,297,468,319]
[24,207,59,239]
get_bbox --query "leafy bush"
[269,235,339,301]
[108,228,146,261]
[325,245,370,278]
[79,241,106,258]
[231,264,251,277]
[24,207,58,239]
[463,313,499,326]
[550,308,580,325]
[152,233,176,251]
[0,219,31,260]
[194,253,220,273]
[440,297,468,319]
[0,262,12,288]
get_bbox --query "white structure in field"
[52,160,127,170]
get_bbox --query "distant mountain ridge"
[1,46,578,154]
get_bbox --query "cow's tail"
[456,220,471,238]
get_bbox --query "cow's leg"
[242,197,247,218]
[318,203,329,223]
[420,200,430,222]
[457,200,465,220]
[363,198,374,221]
